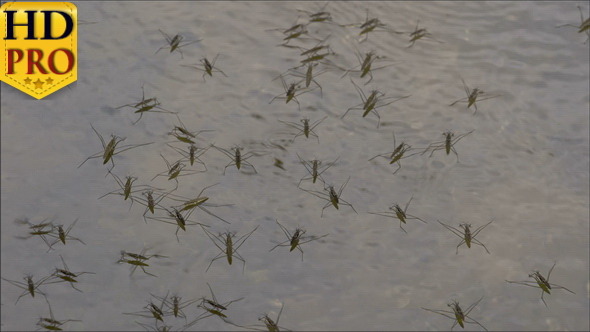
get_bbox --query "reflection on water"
[1,1,589,331]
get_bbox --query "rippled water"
[1,1,589,331]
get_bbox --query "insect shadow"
[14,217,56,250]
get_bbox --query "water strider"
[155,29,201,58]
[300,176,358,217]
[77,124,153,172]
[181,54,228,82]
[421,130,474,163]
[438,219,493,254]
[341,79,411,128]
[279,116,327,143]
[201,226,259,273]
[269,220,328,261]
[422,296,488,331]
[506,261,575,307]
[369,195,427,233]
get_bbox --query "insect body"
[152,154,205,188]
[202,226,259,272]
[270,220,328,261]
[336,48,397,85]
[296,154,339,187]
[282,63,327,97]
[369,195,427,233]
[37,298,81,331]
[155,29,201,58]
[422,297,488,331]
[148,207,209,242]
[47,255,95,292]
[276,22,322,47]
[99,171,157,211]
[1,274,52,304]
[421,130,474,162]
[164,184,233,225]
[124,292,170,323]
[341,79,410,128]
[406,20,443,47]
[226,302,288,332]
[183,283,244,329]
[77,124,153,172]
[369,130,421,175]
[46,218,86,250]
[134,188,175,224]
[269,74,317,111]
[297,2,333,24]
[342,9,403,42]
[300,176,357,217]
[181,54,228,82]
[279,116,327,143]
[214,145,259,175]
[118,249,167,277]
[506,261,575,307]
[449,78,500,114]
[438,219,493,254]
[557,6,590,43]
[116,85,177,124]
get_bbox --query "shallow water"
[1,1,589,331]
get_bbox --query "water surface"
[1,1,589,331]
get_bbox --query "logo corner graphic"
[1,2,78,99]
